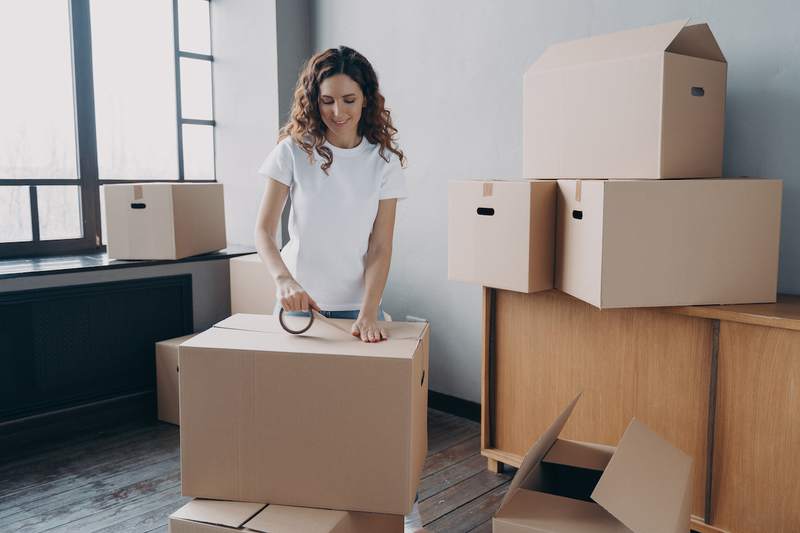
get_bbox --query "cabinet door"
[712,322,800,532]
[491,289,712,519]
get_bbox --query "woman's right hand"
[276,276,320,312]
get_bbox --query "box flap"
[170,499,265,528]
[499,393,581,509]
[591,420,693,533]
[495,488,632,533]
[543,438,615,472]
[666,23,725,62]
[530,19,688,72]
[243,504,348,533]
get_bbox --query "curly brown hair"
[279,46,406,174]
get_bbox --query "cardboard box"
[493,395,693,533]
[229,254,277,315]
[155,334,196,425]
[556,178,782,308]
[103,183,226,260]
[448,179,556,292]
[169,498,403,533]
[524,19,727,179]
[179,314,429,515]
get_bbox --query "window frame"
[0,0,215,260]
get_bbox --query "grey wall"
[312,0,800,402]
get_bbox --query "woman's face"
[318,73,365,143]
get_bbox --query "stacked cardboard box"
[447,18,784,530]
[165,313,429,531]
[103,182,227,260]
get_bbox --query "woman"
[255,46,407,343]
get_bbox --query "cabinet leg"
[487,458,504,474]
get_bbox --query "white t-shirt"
[257,137,407,311]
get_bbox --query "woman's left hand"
[351,314,388,343]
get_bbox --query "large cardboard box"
[179,314,429,515]
[229,254,277,314]
[556,178,782,308]
[103,182,226,260]
[448,179,556,292]
[169,498,402,533]
[524,19,727,179]
[493,395,693,533]
[155,333,196,425]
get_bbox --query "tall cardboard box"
[169,499,403,533]
[155,333,196,425]
[493,395,693,533]
[179,314,429,515]
[229,254,277,314]
[448,179,556,292]
[524,19,727,179]
[556,178,782,308]
[103,182,226,260]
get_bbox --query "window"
[0,0,215,259]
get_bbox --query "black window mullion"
[172,0,185,182]
[29,187,40,242]
[70,0,101,248]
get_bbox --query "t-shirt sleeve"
[257,139,294,186]
[379,156,408,200]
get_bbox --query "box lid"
[243,504,348,533]
[590,420,693,533]
[182,313,428,360]
[170,499,265,528]
[530,19,724,73]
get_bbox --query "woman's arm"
[254,178,318,312]
[353,198,397,342]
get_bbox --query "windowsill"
[0,245,256,280]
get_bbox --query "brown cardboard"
[179,314,429,515]
[493,395,693,533]
[448,179,556,292]
[155,333,197,425]
[168,499,402,533]
[523,19,727,179]
[103,183,226,260]
[556,178,783,308]
[229,254,277,315]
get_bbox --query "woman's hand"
[351,313,387,343]
[276,275,319,312]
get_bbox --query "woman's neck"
[325,131,362,149]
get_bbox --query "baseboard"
[428,390,480,422]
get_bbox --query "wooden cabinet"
[481,289,800,533]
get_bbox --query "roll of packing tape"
[278,307,314,334]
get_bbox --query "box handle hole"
[130,203,147,209]
[477,207,494,216]
[420,370,426,387]
[572,210,583,220]
[691,86,705,97]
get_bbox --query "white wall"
[312,0,800,402]
[212,0,280,247]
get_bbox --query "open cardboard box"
[155,333,197,425]
[169,498,402,533]
[179,314,428,515]
[524,19,726,179]
[494,395,693,533]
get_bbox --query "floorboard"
[0,409,510,532]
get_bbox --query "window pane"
[180,58,213,120]
[38,186,83,241]
[0,1,76,179]
[179,0,211,55]
[182,125,215,180]
[91,0,178,180]
[0,187,33,242]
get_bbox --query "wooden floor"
[0,409,511,532]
